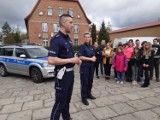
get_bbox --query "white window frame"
[74,24,79,33]
[58,8,63,16]
[74,39,79,45]
[68,8,74,17]
[53,23,59,33]
[43,39,48,46]
[42,23,48,32]
[48,7,53,16]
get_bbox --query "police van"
[0,44,55,83]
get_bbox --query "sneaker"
[134,81,137,85]
[132,80,137,85]
[120,81,123,84]
[117,81,120,84]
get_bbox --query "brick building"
[109,21,160,41]
[25,0,91,46]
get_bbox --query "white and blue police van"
[0,44,55,83]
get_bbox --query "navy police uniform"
[48,31,74,120]
[78,43,95,100]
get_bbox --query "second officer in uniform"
[78,32,96,106]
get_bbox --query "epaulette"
[55,34,60,38]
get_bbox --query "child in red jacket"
[112,47,128,84]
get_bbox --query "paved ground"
[0,67,160,120]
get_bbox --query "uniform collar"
[59,31,69,38]
[84,42,90,46]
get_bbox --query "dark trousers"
[125,60,132,82]
[143,67,150,86]
[80,62,94,100]
[114,68,117,78]
[104,64,112,76]
[50,71,74,120]
[94,62,100,76]
[99,61,104,74]
[150,58,159,79]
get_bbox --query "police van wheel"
[0,64,8,77]
[30,67,44,83]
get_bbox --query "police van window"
[15,48,26,57]
[0,48,5,56]
[4,48,13,56]
[0,48,2,55]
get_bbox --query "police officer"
[78,32,96,106]
[48,14,81,120]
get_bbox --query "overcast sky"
[0,0,160,33]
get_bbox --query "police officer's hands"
[77,60,82,66]
[90,56,96,62]
[70,57,81,64]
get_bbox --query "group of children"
[94,38,160,88]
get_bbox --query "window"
[1,48,14,56]
[48,7,53,16]
[58,8,63,16]
[68,8,74,17]
[15,48,26,57]
[42,23,48,32]
[74,24,79,33]
[53,24,59,32]
[43,39,48,47]
[74,39,78,45]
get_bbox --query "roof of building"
[109,21,160,34]
[24,0,91,30]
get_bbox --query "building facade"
[25,0,91,46]
[109,21,160,41]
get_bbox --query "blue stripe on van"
[0,57,44,67]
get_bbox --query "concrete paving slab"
[32,107,52,120]
[91,106,117,119]
[133,110,159,120]
[71,110,97,120]
[109,103,135,115]
[15,95,33,103]
[127,99,154,110]
[0,114,8,120]
[112,114,137,120]
[0,103,23,114]
[0,98,15,106]
[22,100,43,110]
[7,110,32,120]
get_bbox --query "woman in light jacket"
[102,43,114,80]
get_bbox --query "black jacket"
[94,47,102,62]
[152,44,160,59]
[130,54,141,66]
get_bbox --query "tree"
[98,21,110,44]
[4,33,16,44]
[2,21,12,35]
[14,32,21,43]
[91,23,97,45]
[20,33,28,41]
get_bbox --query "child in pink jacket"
[112,47,128,84]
